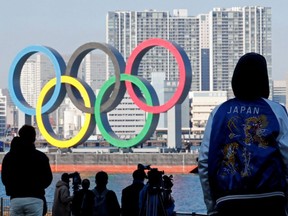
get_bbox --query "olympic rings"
[8,38,192,148]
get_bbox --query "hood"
[231,52,269,100]
[10,136,35,154]
[56,180,69,188]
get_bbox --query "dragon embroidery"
[244,115,269,147]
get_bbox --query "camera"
[68,172,81,193]
[162,175,173,191]
[147,168,164,191]
[138,163,151,170]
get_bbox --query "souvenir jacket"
[198,97,288,215]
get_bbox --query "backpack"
[92,188,109,216]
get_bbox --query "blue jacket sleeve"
[198,106,219,216]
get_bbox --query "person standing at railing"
[198,53,288,216]
[92,171,120,216]
[121,168,146,216]
[52,173,74,216]
[72,179,95,216]
[1,124,53,216]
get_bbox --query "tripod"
[139,185,168,216]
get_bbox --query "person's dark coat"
[121,180,145,216]
[72,188,95,216]
[92,187,120,216]
[1,136,52,199]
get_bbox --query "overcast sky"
[1,0,287,89]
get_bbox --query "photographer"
[139,168,175,216]
[162,175,175,216]
[52,173,74,216]
[69,172,82,195]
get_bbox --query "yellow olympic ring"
[36,76,94,148]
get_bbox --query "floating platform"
[0,152,199,174]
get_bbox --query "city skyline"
[1,0,288,90]
[107,7,272,98]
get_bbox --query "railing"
[0,198,9,216]
[0,197,206,216]
[176,213,206,216]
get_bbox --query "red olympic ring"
[125,38,192,113]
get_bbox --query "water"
[0,173,207,214]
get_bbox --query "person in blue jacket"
[198,52,288,216]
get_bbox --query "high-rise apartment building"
[2,88,18,134]
[107,6,272,97]
[210,6,272,98]
[19,54,57,129]
[81,53,107,93]
[272,80,287,107]
[106,9,200,91]
[0,89,7,137]
[21,58,41,108]
[198,14,210,91]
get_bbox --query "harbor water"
[0,173,207,214]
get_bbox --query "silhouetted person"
[161,175,175,216]
[139,169,175,216]
[121,169,146,216]
[1,125,53,216]
[92,171,120,216]
[52,173,73,216]
[72,179,95,216]
[199,53,288,216]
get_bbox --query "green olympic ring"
[95,74,159,148]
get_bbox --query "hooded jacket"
[52,180,73,216]
[1,136,52,199]
[198,53,288,215]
